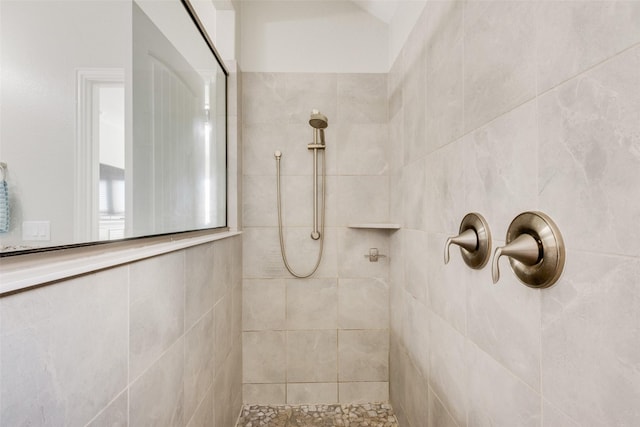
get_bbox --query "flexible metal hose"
[275,150,326,278]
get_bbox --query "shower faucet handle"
[444,213,492,269]
[491,211,565,288]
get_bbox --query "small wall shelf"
[347,223,401,230]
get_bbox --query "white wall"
[0,0,130,247]
[239,0,388,73]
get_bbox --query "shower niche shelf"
[348,223,401,230]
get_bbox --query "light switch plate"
[22,221,51,241]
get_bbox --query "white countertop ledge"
[0,230,242,295]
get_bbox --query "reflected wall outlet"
[22,221,51,241]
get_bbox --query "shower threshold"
[235,402,399,426]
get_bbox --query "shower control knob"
[491,211,565,288]
[444,213,491,269]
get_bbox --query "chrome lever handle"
[444,213,492,269]
[491,234,540,284]
[444,229,478,264]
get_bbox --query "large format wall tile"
[184,310,214,423]
[1,268,128,427]
[86,391,128,427]
[129,338,185,427]
[338,278,389,330]
[336,123,389,176]
[283,73,337,125]
[464,1,536,132]
[243,279,286,331]
[541,251,640,426]
[427,232,467,335]
[287,330,337,383]
[464,101,539,235]
[466,341,541,427]
[466,266,541,391]
[185,242,215,330]
[429,312,467,427]
[287,383,338,404]
[338,382,388,404]
[537,1,640,93]
[337,74,387,125]
[338,330,388,382]
[287,279,337,330]
[539,46,640,257]
[242,73,287,125]
[242,331,286,383]
[428,387,459,427]
[424,0,464,152]
[129,251,185,380]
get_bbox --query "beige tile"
[466,258,541,391]
[242,175,277,227]
[242,73,287,125]
[282,175,338,228]
[400,292,429,378]
[287,330,337,383]
[428,387,459,427]
[184,310,214,423]
[541,251,640,426]
[338,330,388,382]
[543,401,580,427]
[338,278,389,330]
[338,382,389,404]
[284,73,337,125]
[429,312,467,427]
[335,175,389,227]
[86,391,128,427]
[242,331,286,383]
[185,242,215,330]
[425,0,464,151]
[287,383,338,404]
[214,293,232,372]
[242,227,287,279]
[402,42,427,164]
[538,46,640,257]
[185,386,213,427]
[0,267,128,426]
[129,251,185,379]
[537,1,640,93]
[427,232,467,335]
[403,358,428,427]
[402,229,428,304]
[466,341,540,427]
[129,338,185,427]
[463,100,538,236]
[243,279,286,331]
[336,123,389,176]
[337,74,387,124]
[242,123,286,176]
[287,279,337,330]
[282,226,338,278]
[464,1,536,132]
[213,236,238,303]
[424,141,465,235]
[337,228,389,279]
[243,384,286,405]
[401,159,426,231]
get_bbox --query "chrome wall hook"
[492,211,565,288]
[444,213,492,269]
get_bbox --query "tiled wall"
[241,73,391,404]
[0,235,242,426]
[389,1,640,426]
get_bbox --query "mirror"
[0,0,228,255]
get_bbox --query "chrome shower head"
[309,109,328,129]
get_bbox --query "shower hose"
[275,150,326,278]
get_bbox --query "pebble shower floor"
[235,403,399,427]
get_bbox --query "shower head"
[309,110,328,129]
